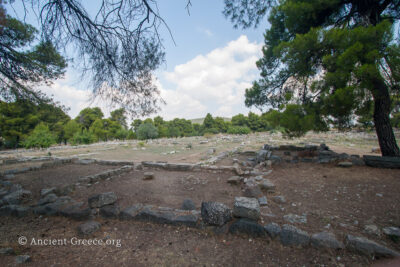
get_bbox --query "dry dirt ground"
[0,131,399,266]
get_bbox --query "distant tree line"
[1,99,400,149]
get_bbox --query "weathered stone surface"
[256,150,268,163]
[264,222,281,239]
[181,199,196,210]
[134,207,199,227]
[77,221,101,236]
[88,192,117,208]
[227,176,241,185]
[243,184,263,198]
[15,255,31,264]
[40,187,56,197]
[229,219,267,237]
[165,163,194,171]
[33,197,72,216]
[364,224,381,236]
[0,205,30,217]
[59,204,90,220]
[311,232,344,249]
[100,204,120,218]
[0,247,14,255]
[258,196,268,206]
[201,202,232,226]
[382,227,400,239]
[280,224,310,247]
[2,190,31,205]
[272,195,286,204]
[363,155,400,169]
[233,197,260,221]
[337,161,353,168]
[55,184,75,196]
[345,234,400,257]
[77,159,96,165]
[37,193,58,206]
[119,204,144,220]
[258,179,276,192]
[284,213,307,224]
[143,172,155,180]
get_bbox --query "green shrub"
[24,123,56,148]
[227,126,251,135]
[70,130,95,145]
[280,104,314,138]
[126,129,136,140]
[392,112,400,128]
[203,127,219,135]
[137,123,158,140]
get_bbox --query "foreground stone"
[100,204,120,218]
[40,187,56,197]
[201,202,232,226]
[272,195,286,204]
[258,179,276,192]
[120,205,199,227]
[283,213,307,224]
[0,205,30,217]
[143,172,155,180]
[37,193,58,206]
[345,234,400,257]
[15,255,31,264]
[229,219,267,237]
[233,197,260,221]
[264,223,281,239]
[0,247,14,255]
[181,199,196,210]
[280,224,310,247]
[77,221,101,236]
[311,232,344,249]
[59,204,90,220]
[363,155,400,169]
[383,227,400,239]
[227,176,241,185]
[88,192,117,208]
[2,190,32,205]
[337,161,353,168]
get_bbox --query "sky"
[8,0,269,120]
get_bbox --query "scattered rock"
[77,221,101,236]
[120,204,144,220]
[280,224,310,247]
[233,197,260,221]
[283,213,307,224]
[2,190,32,205]
[201,202,232,226]
[243,184,263,198]
[88,192,117,208]
[0,247,14,255]
[0,205,30,217]
[364,224,381,236]
[311,232,344,249]
[264,222,281,239]
[229,218,267,237]
[59,205,90,220]
[345,234,400,257]
[258,179,276,192]
[337,161,353,168]
[272,195,286,204]
[55,184,75,196]
[100,204,120,218]
[181,199,196,210]
[382,227,400,239]
[258,196,268,206]
[37,193,58,206]
[227,176,241,185]
[40,187,57,197]
[15,255,31,264]
[143,172,155,180]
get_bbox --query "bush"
[227,126,251,135]
[391,112,400,128]
[280,104,314,138]
[137,123,158,140]
[203,127,219,135]
[24,123,56,148]
[70,130,95,145]
[126,129,136,140]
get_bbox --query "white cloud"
[39,35,262,121]
[158,35,262,119]
[197,27,213,37]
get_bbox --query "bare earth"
[0,131,399,266]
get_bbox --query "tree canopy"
[4,0,172,116]
[224,0,400,156]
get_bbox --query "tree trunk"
[372,81,400,157]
